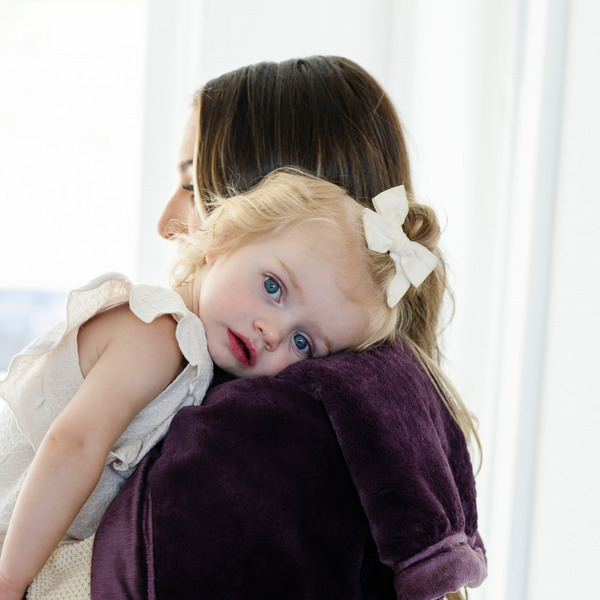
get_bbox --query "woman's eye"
[264,277,281,301]
[293,333,311,355]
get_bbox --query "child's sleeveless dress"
[0,272,213,554]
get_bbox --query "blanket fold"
[282,343,486,597]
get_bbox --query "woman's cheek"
[186,205,202,233]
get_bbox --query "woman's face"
[157,109,202,239]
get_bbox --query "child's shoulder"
[81,302,178,344]
[78,303,180,379]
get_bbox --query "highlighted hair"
[172,169,400,351]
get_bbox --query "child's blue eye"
[294,333,310,355]
[264,277,281,301]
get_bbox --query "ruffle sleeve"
[0,272,213,468]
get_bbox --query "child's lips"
[227,329,257,367]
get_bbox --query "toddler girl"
[0,169,439,596]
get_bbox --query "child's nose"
[254,319,284,351]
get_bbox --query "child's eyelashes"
[262,275,314,358]
[263,276,282,302]
[293,332,314,358]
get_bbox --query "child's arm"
[0,305,183,599]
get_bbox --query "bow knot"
[362,186,438,307]
[390,230,412,257]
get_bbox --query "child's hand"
[0,564,26,600]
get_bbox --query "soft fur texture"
[91,342,486,599]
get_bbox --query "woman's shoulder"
[162,341,485,598]
[205,342,431,414]
[279,341,429,402]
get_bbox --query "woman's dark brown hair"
[194,56,412,209]
[193,56,445,365]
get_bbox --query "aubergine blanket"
[91,342,487,599]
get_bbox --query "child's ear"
[205,253,217,266]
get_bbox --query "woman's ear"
[205,252,217,266]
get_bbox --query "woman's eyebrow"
[178,159,193,173]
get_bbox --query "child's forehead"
[272,231,370,298]
[223,219,365,295]
[255,223,348,261]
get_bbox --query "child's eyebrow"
[277,258,333,356]
[178,159,193,173]
[277,259,302,298]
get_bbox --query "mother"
[92,56,487,599]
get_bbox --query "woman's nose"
[158,190,201,239]
[254,319,284,351]
[158,192,189,239]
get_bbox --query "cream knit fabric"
[26,536,94,600]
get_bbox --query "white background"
[0,1,598,598]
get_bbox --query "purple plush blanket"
[91,342,486,599]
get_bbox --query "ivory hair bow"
[363,185,438,307]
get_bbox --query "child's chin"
[221,365,279,379]
[216,362,251,379]
[215,359,291,379]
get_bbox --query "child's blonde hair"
[172,169,481,475]
[172,169,400,351]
